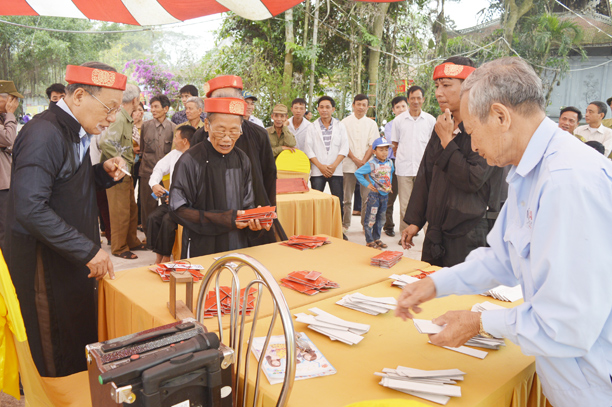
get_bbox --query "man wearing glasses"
[169,97,269,258]
[4,62,127,377]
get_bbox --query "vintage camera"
[86,319,234,407]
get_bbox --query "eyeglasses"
[210,129,242,141]
[84,89,121,116]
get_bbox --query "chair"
[275,149,310,182]
[196,253,296,407]
[0,251,92,407]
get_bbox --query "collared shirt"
[574,124,612,157]
[177,119,205,130]
[391,109,436,176]
[341,113,379,173]
[430,117,612,407]
[149,149,183,188]
[287,116,312,151]
[304,118,349,177]
[99,107,135,171]
[266,125,297,158]
[140,117,177,177]
[248,115,265,128]
[56,98,91,165]
[0,112,18,190]
[171,110,206,125]
[383,120,395,160]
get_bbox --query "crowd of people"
[1,56,611,406]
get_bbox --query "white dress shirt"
[149,149,183,188]
[574,124,612,157]
[248,116,265,128]
[341,113,379,173]
[391,110,436,176]
[304,118,349,177]
[287,116,312,151]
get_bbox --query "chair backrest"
[195,253,296,407]
[275,149,310,174]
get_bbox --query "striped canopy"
[0,0,396,25]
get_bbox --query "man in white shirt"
[146,125,195,263]
[286,97,312,151]
[392,85,436,235]
[341,94,379,230]
[574,101,612,158]
[304,96,349,235]
[242,90,265,128]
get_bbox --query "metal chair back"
[196,253,296,407]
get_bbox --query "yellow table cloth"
[236,280,547,407]
[276,189,343,239]
[99,237,430,341]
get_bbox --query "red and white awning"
[0,0,309,25]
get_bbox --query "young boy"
[355,137,394,249]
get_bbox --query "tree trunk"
[503,0,534,46]
[282,8,294,102]
[303,0,310,48]
[357,43,363,94]
[308,0,320,108]
[366,2,390,112]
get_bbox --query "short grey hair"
[210,88,243,99]
[122,84,141,104]
[461,57,545,122]
[185,96,204,110]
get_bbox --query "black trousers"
[422,218,489,268]
[384,159,398,232]
[146,204,177,256]
[0,189,8,250]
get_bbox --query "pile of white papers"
[294,307,370,345]
[480,285,523,302]
[336,293,397,315]
[376,366,465,405]
[388,274,419,288]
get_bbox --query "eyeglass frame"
[83,88,121,116]
[209,128,243,141]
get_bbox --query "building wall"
[547,54,612,121]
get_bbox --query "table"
[236,281,547,407]
[171,189,343,260]
[98,237,430,341]
[276,189,343,239]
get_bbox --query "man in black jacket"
[400,56,505,267]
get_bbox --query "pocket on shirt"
[164,139,172,154]
[504,224,531,259]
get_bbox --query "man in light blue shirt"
[395,57,612,406]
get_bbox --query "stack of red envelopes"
[202,286,257,318]
[280,270,339,295]
[280,235,331,250]
[370,251,403,268]
[236,206,277,227]
[148,263,205,282]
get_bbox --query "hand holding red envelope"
[280,270,339,295]
[236,206,277,228]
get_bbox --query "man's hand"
[235,213,272,232]
[103,156,128,181]
[86,249,115,280]
[435,109,455,149]
[5,95,19,114]
[428,311,481,348]
[400,224,420,249]
[321,165,334,178]
[395,277,436,321]
[152,184,168,198]
[352,157,364,168]
[367,184,377,193]
[282,146,296,153]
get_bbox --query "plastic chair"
[275,149,310,182]
[196,253,296,407]
[0,251,91,407]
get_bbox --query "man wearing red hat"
[400,56,505,268]
[169,97,269,257]
[4,62,127,377]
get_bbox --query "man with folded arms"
[169,97,269,258]
[4,62,126,376]
[396,57,612,407]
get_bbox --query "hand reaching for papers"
[395,277,436,320]
[428,311,481,348]
[400,224,420,249]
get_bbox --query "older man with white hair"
[178,96,205,130]
[100,83,145,259]
[395,57,612,407]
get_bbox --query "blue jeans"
[364,192,388,243]
[310,176,344,219]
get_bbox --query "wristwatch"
[479,313,494,339]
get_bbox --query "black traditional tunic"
[404,123,505,267]
[4,103,119,377]
[168,138,256,258]
[192,119,287,244]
